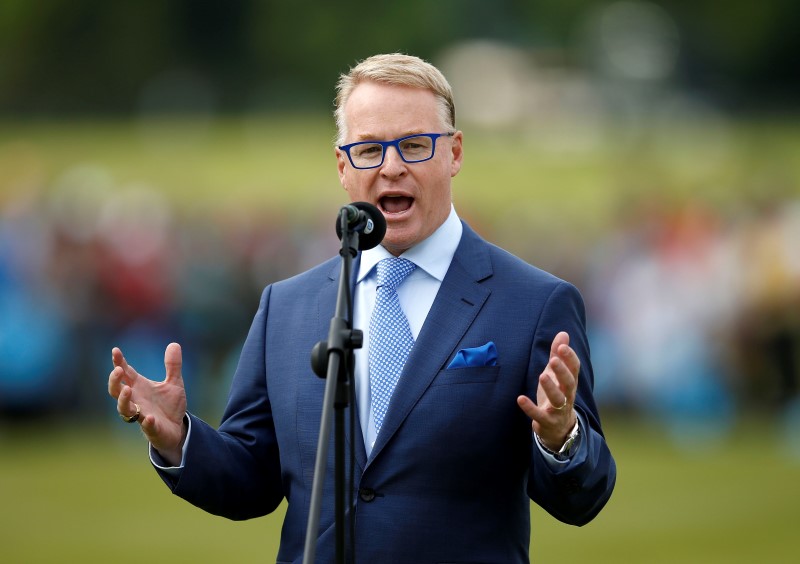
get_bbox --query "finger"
[539,371,567,409]
[549,331,570,359]
[111,347,140,385]
[556,343,581,379]
[111,347,126,368]
[164,343,184,387]
[549,356,577,398]
[108,366,126,399]
[140,413,158,441]
[117,385,137,418]
[112,347,135,375]
[517,395,546,422]
[141,413,155,432]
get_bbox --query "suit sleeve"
[526,281,617,525]
[155,286,284,521]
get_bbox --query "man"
[109,53,616,563]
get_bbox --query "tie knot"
[375,258,416,291]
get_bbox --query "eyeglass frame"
[338,132,456,170]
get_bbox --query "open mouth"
[379,195,414,215]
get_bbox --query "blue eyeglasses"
[338,132,455,170]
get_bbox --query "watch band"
[557,420,581,457]
[536,420,581,461]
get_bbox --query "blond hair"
[334,53,456,146]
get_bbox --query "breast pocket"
[430,365,501,386]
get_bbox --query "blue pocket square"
[447,341,498,369]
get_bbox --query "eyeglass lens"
[350,135,434,167]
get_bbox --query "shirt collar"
[357,204,463,283]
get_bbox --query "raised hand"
[108,343,188,465]
[517,331,580,452]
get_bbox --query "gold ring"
[121,403,141,423]
[554,397,568,411]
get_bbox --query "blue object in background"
[0,291,71,410]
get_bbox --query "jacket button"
[359,488,376,502]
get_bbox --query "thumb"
[164,342,184,386]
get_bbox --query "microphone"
[335,201,386,251]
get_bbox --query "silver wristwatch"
[556,420,581,458]
[537,420,581,461]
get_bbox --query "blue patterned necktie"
[369,257,417,435]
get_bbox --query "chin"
[381,234,413,256]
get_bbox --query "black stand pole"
[303,210,362,564]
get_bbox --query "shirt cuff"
[149,413,192,476]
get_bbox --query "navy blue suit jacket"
[160,223,616,563]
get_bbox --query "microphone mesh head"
[335,201,386,250]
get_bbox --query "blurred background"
[1,0,798,562]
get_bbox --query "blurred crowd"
[0,166,341,421]
[577,197,800,442]
[1,165,799,444]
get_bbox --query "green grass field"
[0,417,797,563]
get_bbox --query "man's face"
[336,82,463,256]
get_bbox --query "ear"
[336,148,348,189]
[449,131,464,178]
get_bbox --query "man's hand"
[517,331,579,452]
[108,343,188,466]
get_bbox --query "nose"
[380,145,407,178]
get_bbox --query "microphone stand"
[303,209,362,564]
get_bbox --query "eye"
[400,140,426,150]
[353,143,382,158]
[399,136,433,157]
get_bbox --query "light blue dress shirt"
[354,205,463,457]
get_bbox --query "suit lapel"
[368,224,493,463]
